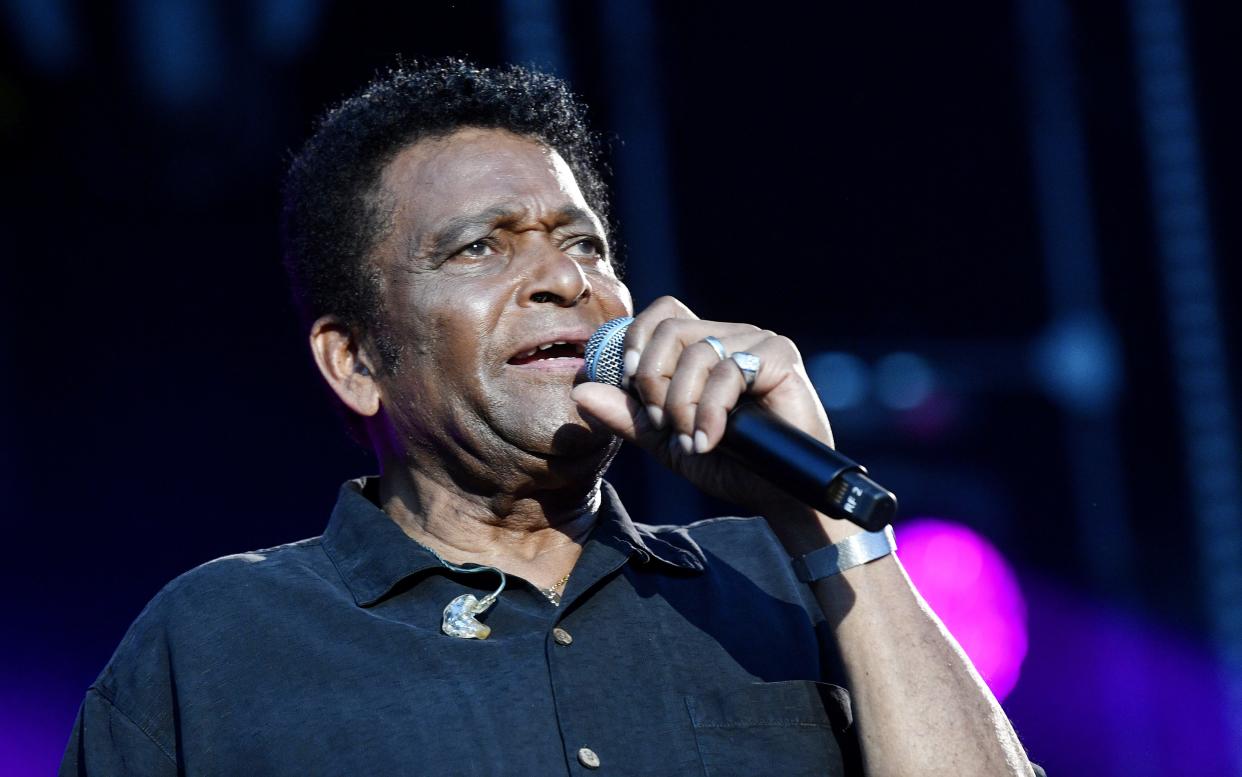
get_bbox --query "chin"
[501,407,616,460]
[543,423,621,485]
[547,420,617,458]
[489,389,617,461]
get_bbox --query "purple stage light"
[897,518,1028,701]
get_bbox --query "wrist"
[792,525,897,583]
[765,504,866,558]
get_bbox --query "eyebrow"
[419,204,600,261]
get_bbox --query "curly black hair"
[280,58,611,368]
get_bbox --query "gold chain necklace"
[538,571,572,606]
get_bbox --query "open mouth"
[506,340,587,366]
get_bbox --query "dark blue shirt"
[61,478,865,776]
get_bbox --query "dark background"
[2,1,1240,774]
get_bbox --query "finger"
[662,339,726,443]
[693,335,803,454]
[620,296,697,387]
[633,318,758,429]
[664,331,768,445]
[570,382,649,444]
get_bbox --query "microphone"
[585,317,898,531]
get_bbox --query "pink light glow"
[896,518,1028,701]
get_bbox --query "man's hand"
[576,296,1040,777]
[572,295,842,534]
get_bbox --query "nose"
[517,243,591,307]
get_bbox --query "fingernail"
[646,405,664,429]
[693,430,709,454]
[623,349,639,378]
[677,433,694,454]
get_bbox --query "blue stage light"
[875,352,935,411]
[807,352,869,411]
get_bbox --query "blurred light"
[893,392,960,440]
[2,0,77,74]
[1032,314,1121,413]
[1,675,84,775]
[1130,0,1242,767]
[874,352,935,411]
[807,352,869,411]
[254,0,322,62]
[131,0,222,109]
[897,517,1028,701]
[1013,576,1234,774]
[502,0,569,77]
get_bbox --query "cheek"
[413,281,508,368]
[596,274,634,317]
[582,254,627,297]
[396,271,495,334]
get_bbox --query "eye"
[452,237,499,261]
[565,237,604,259]
[459,239,496,258]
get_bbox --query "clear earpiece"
[437,565,505,640]
[442,593,496,639]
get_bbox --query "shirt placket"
[541,534,636,774]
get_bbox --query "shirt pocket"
[684,680,857,777]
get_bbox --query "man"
[62,60,1042,776]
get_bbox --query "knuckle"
[657,295,694,316]
[710,358,739,378]
[663,374,689,404]
[773,334,802,360]
[687,340,718,363]
[651,317,680,339]
[772,334,796,350]
[633,371,664,397]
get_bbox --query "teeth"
[513,340,584,362]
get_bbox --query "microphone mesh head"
[584,316,633,386]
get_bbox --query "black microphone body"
[585,317,897,531]
[722,401,896,531]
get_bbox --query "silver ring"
[701,335,728,361]
[730,351,761,389]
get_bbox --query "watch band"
[792,525,897,582]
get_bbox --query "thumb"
[571,382,645,443]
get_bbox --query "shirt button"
[552,627,574,646]
[577,747,600,769]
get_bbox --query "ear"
[309,316,381,418]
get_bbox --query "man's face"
[368,128,632,471]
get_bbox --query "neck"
[377,464,601,590]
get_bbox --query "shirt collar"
[321,478,444,606]
[592,481,707,573]
[321,477,706,607]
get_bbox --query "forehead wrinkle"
[410,202,601,265]
[381,131,603,268]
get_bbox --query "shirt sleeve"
[60,688,179,777]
